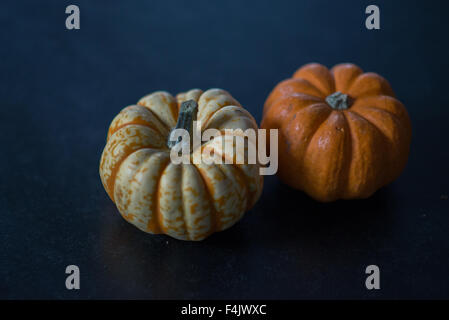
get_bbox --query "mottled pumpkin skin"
[261,63,411,202]
[100,88,263,241]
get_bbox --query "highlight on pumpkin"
[99,88,266,241]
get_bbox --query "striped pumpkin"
[100,88,263,241]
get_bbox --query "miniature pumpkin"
[261,63,411,202]
[100,88,263,241]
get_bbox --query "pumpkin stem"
[167,99,198,149]
[325,92,353,110]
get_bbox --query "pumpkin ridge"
[345,72,366,94]
[352,96,411,134]
[347,108,408,183]
[340,112,364,198]
[196,89,241,127]
[104,145,141,202]
[344,111,390,196]
[117,149,162,223]
[347,109,396,148]
[204,105,258,132]
[112,149,143,213]
[232,164,254,211]
[363,105,411,142]
[278,81,327,101]
[266,99,326,131]
[213,162,246,225]
[330,63,363,93]
[167,96,180,125]
[278,102,332,164]
[338,111,354,198]
[194,164,219,235]
[200,102,239,131]
[339,67,363,95]
[293,77,327,99]
[107,105,170,139]
[294,63,335,95]
[287,92,325,101]
[350,93,389,100]
[359,105,403,124]
[137,101,172,132]
[218,147,252,209]
[147,157,170,234]
[109,121,164,140]
[203,162,229,230]
[235,163,260,210]
[348,73,395,99]
[176,89,203,107]
[302,111,351,201]
[263,78,325,115]
[180,165,193,240]
[273,94,325,114]
[278,104,332,193]
[301,106,333,156]
[104,125,165,201]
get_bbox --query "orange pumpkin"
[261,63,412,202]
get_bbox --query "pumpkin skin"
[100,88,263,241]
[261,63,411,202]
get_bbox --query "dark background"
[1,0,448,299]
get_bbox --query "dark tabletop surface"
[1,0,449,299]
